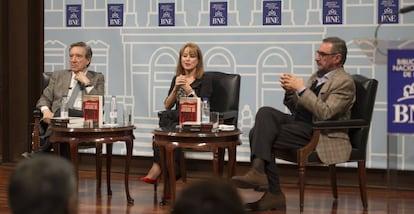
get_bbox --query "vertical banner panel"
[387,49,414,133]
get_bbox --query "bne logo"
[265,16,279,24]
[68,19,79,25]
[380,14,397,23]
[393,83,414,123]
[393,104,414,123]
[325,16,340,23]
[110,19,121,25]
[160,18,173,25]
[212,17,225,24]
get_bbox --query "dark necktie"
[67,82,80,108]
[310,80,318,91]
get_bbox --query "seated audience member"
[22,41,105,158]
[232,37,356,211]
[8,155,78,214]
[171,177,246,214]
[140,42,212,184]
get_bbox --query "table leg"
[106,143,113,195]
[158,143,169,205]
[125,136,134,204]
[96,143,103,193]
[218,147,225,176]
[69,140,79,181]
[165,144,177,204]
[227,144,237,177]
[212,147,220,175]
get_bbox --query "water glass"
[210,111,219,132]
[123,106,132,126]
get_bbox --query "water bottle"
[201,97,210,124]
[60,95,69,118]
[110,96,118,124]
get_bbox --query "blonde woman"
[140,43,213,185]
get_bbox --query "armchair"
[32,72,52,151]
[204,71,241,127]
[179,71,241,179]
[275,74,378,212]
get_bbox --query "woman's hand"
[175,75,186,87]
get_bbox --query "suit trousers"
[249,106,313,193]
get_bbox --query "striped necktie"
[67,82,80,108]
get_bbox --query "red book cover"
[179,97,201,125]
[83,95,103,127]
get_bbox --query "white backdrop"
[44,0,414,170]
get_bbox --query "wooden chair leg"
[299,166,305,212]
[329,164,338,199]
[32,112,41,151]
[358,161,368,210]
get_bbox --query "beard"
[317,69,327,77]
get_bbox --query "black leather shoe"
[231,168,268,189]
[245,191,286,211]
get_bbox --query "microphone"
[399,5,414,14]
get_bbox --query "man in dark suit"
[231,37,356,211]
[23,41,105,157]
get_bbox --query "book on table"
[179,97,201,130]
[83,95,103,128]
[51,117,84,128]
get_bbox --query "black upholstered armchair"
[32,72,53,151]
[203,71,241,127]
[276,74,378,212]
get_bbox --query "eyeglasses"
[316,51,338,57]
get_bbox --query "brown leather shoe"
[245,191,286,211]
[231,168,268,189]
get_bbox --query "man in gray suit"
[23,41,105,156]
[231,37,356,211]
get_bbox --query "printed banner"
[210,2,228,26]
[159,3,175,26]
[66,4,82,27]
[387,49,414,133]
[322,0,343,25]
[263,1,282,26]
[108,4,124,27]
[378,0,399,24]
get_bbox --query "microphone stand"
[373,23,387,57]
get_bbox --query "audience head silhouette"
[8,154,77,214]
[171,178,246,214]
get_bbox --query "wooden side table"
[49,125,135,204]
[153,128,242,204]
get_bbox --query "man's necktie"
[310,79,318,91]
[67,82,80,108]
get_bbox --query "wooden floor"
[1,165,414,214]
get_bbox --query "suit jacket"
[284,68,356,164]
[36,70,105,113]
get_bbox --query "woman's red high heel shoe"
[140,175,160,184]
[140,174,161,192]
